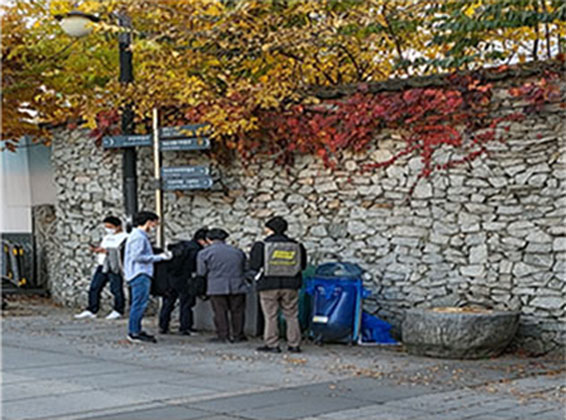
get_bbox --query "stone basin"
[402,307,520,359]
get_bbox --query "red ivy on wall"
[88,68,562,193]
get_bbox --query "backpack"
[263,241,302,277]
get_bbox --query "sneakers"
[127,331,157,343]
[231,336,248,343]
[105,310,122,320]
[178,330,191,336]
[74,310,96,319]
[256,345,281,353]
[288,346,302,353]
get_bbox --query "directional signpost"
[161,165,210,178]
[162,176,214,191]
[102,110,214,248]
[161,165,213,191]
[102,135,210,150]
[102,134,151,148]
[159,124,210,139]
[160,137,210,151]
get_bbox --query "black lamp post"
[55,11,138,221]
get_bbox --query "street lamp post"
[117,13,138,221]
[55,11,138,222]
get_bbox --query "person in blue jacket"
[123,211,172,343]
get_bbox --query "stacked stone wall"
[49,71,565,354]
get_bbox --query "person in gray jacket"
[196,228,248,343]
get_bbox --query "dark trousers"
[159,289,196,332]
[87,266,125,314]
[209,294,246,340]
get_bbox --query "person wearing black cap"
[196,228,248,343]
[250,216,307,353]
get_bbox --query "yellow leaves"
[49,0,73,15]
[84,114,98,130]
[464,1,482,18]
[4,0,563,150]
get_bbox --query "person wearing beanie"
[249,216,307,353]
[196,228,248,343]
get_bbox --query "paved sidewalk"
[1,297,565,420]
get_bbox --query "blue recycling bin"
[306,262,367,344]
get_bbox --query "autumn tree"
[2,0,564,163]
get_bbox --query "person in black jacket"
[158,228,208,336]
[250,216,307,353]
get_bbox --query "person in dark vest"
[158,228,208,336]
[250,216,307,353]
[196,228,248,343]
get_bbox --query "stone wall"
[49,70,565,355]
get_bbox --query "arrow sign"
[160,124,211,139]
[102,134,151,148]
[103,135,210,150]
[162,166,210,178]
[162,176,213,191]
[160,137,211,151]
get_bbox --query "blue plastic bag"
[360,312,397,344]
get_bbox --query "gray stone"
[413,180,432,199]
[552,237,566,252]
[526,229,553,243]
[469,244,488,264]
[525,242,552,253]
[402,308,520,359]
[392,226,427,237]
[460,265,485,278]
[315,182,338,193]
[512,262,540,277]
[530,297,564,310]
[347,221,369,236]
[497,206,523,215]
[523,253,553,268]
[309,225,327,237]
[429,232,449,245]
[368,235,389,247]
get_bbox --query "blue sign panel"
[102,134,151,148]
[162,176,213,191]
[161,166,210,178]
[159,124,210,139]
[160,137,211,151]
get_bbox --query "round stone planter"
[402,307,520,359]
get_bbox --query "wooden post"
[152,108,164,248]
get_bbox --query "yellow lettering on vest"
[272,250,296,260]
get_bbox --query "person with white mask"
[75,216,129,320]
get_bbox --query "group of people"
[75,211,307,353]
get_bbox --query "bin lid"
[315,262,364,278]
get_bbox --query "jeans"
[87,266,125,314]
[159,289,196,332]
[128,274,151,335]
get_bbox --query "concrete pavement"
[1,297,565,420]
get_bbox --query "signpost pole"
[152,108,164,248]
[118,13,138,225]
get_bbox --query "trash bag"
[359,312,397,344]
